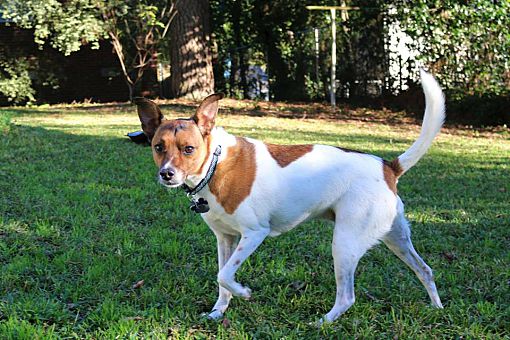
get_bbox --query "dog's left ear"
[192,93,224,136]
[134,97,163,142]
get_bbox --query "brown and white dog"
[134,70,445,323]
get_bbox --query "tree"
[97,0,178,100]
[169,0,215,98]
[252,1,310,101]
[210,0,259,99]
[211,0,331,101]
[1,0,178,101]
[0,59,35,104]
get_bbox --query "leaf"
[132,279,145,289]
[221,318,230,328]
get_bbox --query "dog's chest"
[201,209,241,235]
[199,191,244,234]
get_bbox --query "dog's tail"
[394,70,445,177]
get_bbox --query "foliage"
[447,93,510,126]
[211,0,335,101]
[1,0,177,101]
[251,0,311,100]
[211,0,257,98]
[0,29,72,105]
[385,0,510,125]
[391,0,510,97]
[1,0,508,125]
[0,102,509,337]
[0,58,35,104]
[211,0,509,124]
[338,1,388,98]
[96,0,177,99]
[1,0,105,55]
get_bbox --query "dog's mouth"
[158,178,183,188]
[160,181,182,188]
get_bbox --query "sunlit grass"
[0,102,508,338]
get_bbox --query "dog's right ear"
[133,97,163,142]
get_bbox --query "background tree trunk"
[253,1,308,101]
[169,0,214,98]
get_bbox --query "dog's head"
[135,93,224,187]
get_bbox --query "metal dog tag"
[190,197,210,214]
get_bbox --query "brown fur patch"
[266,144,313,167]
[382,158,403,194]
[209,137,257,214]
[134,97,163,141]
[151,120,211,176]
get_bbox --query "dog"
[134,70,445,323]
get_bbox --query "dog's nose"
[159,168,175,181]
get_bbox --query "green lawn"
[0,102,509,339]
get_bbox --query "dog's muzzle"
[158,167,183,187]
[160,168,175,181]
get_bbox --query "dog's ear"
[192,93,224,136]
[134,97,163,142]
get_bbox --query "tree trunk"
[229,51,238,97]
[254,2,309,101]
[169,0,214,98]
[232,0,248,98]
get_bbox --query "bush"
[0,58,35,104]
[447,94,510,126]
[394,0,510,125]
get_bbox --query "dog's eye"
[154,144,164,153]
[183,146,195,155]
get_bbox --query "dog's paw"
[239,286,252,300]
[219,280,252,299]
[316,316,330,327]
[203,309,224,320]
[308,316,330,328]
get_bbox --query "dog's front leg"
[208,232,239,320]
[217,228,269,299]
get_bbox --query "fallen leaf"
[125,316,144,321]
[441,251,457,262]
[132,280,145,289]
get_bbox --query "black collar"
[182,145,222,196]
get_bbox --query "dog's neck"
[183,127,236,191]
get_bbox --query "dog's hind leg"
[321,192,397,324]
[320,224,369,324]
[382,200,443,308]
[207,232,239,320]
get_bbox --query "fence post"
[330,8,336,107]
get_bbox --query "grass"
[0,101,509,339]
